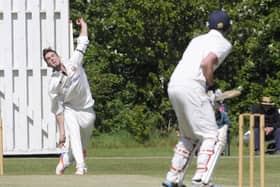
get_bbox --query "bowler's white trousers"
[167,80,219,183]
[63,107,95,169]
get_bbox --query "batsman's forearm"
[201,53,217,87]
[205,70,214,87]
[202,65,214,87]
[201,62,214,86]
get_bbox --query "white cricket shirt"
[169,30,232,87]
[48,36,95,115]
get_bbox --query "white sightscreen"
[0,0,70,155]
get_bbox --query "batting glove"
[208,89,222,105]
[207,90,216,106]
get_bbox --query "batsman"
[162,10,233,187]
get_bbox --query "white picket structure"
[0,0,70,155]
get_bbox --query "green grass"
[3,145,280,186]
[90,129,179,149]
[2,132,280,186]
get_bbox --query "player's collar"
[209,29,224,37]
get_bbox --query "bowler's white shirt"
[48,36,94,115]
[169,30,232,87]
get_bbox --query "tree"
[70,0,280,140]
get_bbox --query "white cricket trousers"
[167,81,219,182]
[64,107,95,168]
[168,82,218,139]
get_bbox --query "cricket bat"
[215,86,242,101]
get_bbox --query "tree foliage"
[70,0,280,141]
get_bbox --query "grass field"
[1,147,280,187]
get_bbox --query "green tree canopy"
[70,0,280,141]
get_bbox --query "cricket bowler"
[43,17,95,175]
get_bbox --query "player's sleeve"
[223,112,231,126]
[275,111,280,128]
[270,108,280,128]
[206,39,232,70]
[69,36,89,65]
[48,78,64,115]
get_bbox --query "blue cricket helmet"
[208,10,231,31]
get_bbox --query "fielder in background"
[162,10,232,187]
[251,96,280,155]
[42,17,95,175]
[214,102,231,156]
